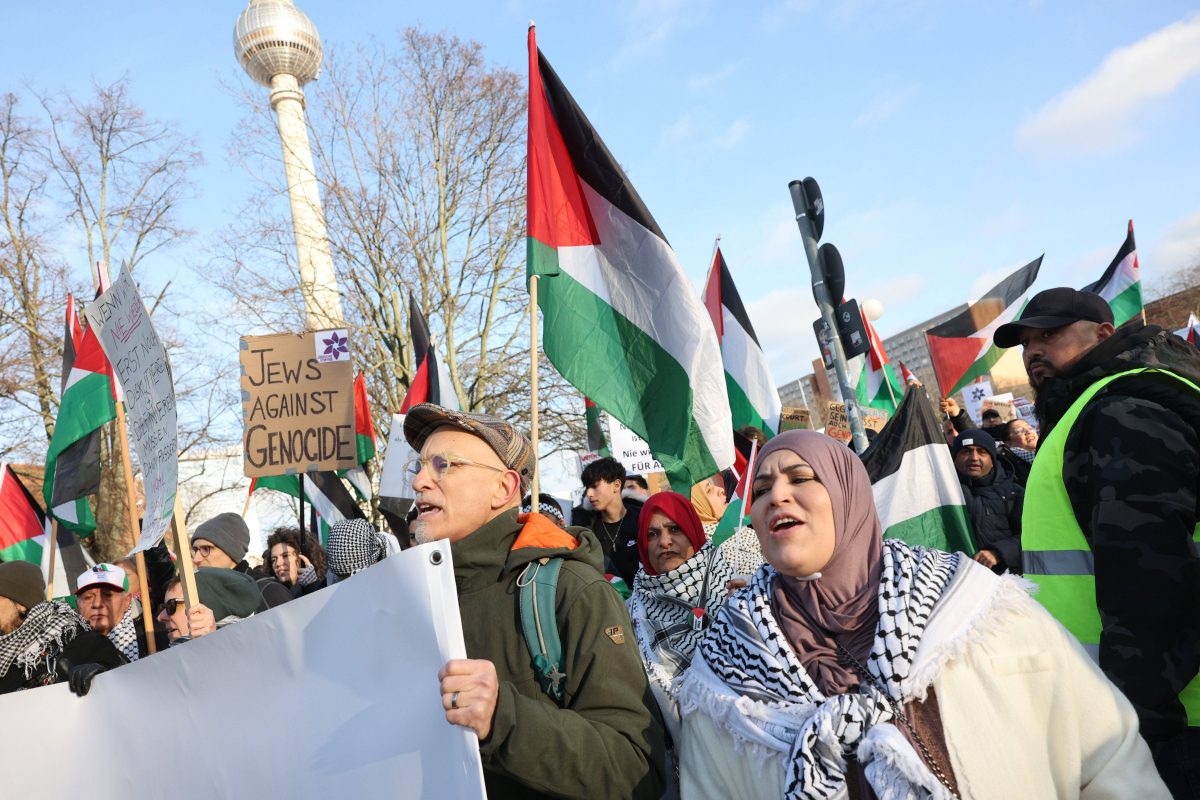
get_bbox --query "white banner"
[83,263,178,552]
[379,413,417,499]
[0,541,486,799]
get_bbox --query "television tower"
[234,0,345,329]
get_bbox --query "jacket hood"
[1036,322,1200,434]
[450,508,604,593]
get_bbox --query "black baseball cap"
[993,288,1113,349]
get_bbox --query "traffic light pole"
[788,180,870,452]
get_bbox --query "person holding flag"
[994,286,1200,796]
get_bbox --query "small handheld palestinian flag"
[712,438,757,547]
[898,361,920,386]
[605,573,631,600]
[855,310,904,415]
[339,371,377,502]
[1083,220,1142,327]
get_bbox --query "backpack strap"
[517,557,566,705]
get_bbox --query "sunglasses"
[157,598,185,616]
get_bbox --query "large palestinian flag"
[1082,219,1142,327]
[526,27,732,488]
[860,387,975,553]
[703,246,781,436]
[925,257,1041,397]
[250,470,364,545]
[0,465,86,597]
[855,310,904,415]
[43,296,116,534]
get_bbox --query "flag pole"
[45,520,59,602]
[735,439,758,569]
[171,495,200,616]
[530,275,541,503]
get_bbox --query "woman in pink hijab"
[677,430,1166,800]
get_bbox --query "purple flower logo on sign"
[315,329,351,362]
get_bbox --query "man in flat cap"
[994,286,1200,794]
[403,403,665,799]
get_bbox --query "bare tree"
[0,93,66,458]
[215,28,582,458]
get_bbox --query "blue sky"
[3,0,1200,390]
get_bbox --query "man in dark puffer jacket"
[950,428,1023,573]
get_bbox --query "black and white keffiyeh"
[628,543,735,697]
[0,600,88,682]
[106,597,142,662]
[327,519,398,577]
[691,539,960,800]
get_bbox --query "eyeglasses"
[191,543,215,558]
[157,598,184,616]
[405,454,506,484]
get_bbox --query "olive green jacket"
[451,508,666,799]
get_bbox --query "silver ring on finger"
[451,691,459,710]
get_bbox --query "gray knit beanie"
[192,512,250,563]
[0,561,45,610]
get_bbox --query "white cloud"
[659,113,695,147]
[859,273,927,308]
[712,118,750,148]
[747,286,822,382]
[1018,12,1200,156]
[853,86,917,128]
[687,63,737,92]
[1152,208,1200,270]
[748,212,802,270]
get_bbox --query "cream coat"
[677,558,1169,800]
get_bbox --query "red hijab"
[637,492,707,576]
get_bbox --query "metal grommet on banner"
[430,549,444,566]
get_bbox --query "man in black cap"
[994,286,1200,795]
[949,429,1024,574]
[403,403,664,800]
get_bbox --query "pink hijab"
[757,430,883,694]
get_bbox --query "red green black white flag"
[1082,219,1143,327]
[526,26,732,487]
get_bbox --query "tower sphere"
[234,0,323,87]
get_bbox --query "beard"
[412,519,446,545]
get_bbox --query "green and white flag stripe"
[1083,220,1142,327]
[703,247,781,436]
[861,387,975,554]
[527,31,732,487]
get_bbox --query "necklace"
[597,517,621,550]
[835,641,960,799]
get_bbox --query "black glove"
[68,662,106,697]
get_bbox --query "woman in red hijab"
[628,491,735,782]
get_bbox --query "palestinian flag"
[712,439,757,547]
[1083,220,1142,327]
[860,387,975,553]
[43,296,117,534]
[585,397,610,456]
[0,465,85,597]
[855,311,904,415]
[250,470,364,545]
[1176,314,1199,346]
[898,361,920,386]
[527,27,733,488]
[401,295,441,412]
[703,246,781,436]
[340,372,377,501]
[925,257,1042,398]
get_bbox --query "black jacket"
[572,497,644,586]
[0,630,124,695]
[1035,322,1200,746]
[959,458,1024,571]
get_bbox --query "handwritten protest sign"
[779,406,812,432]
[83,264,177,552]
[0,541,487,799]
[240,330,356,477]
[824,402,888,442]
[606,414,665,475]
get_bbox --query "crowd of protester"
[0,285,1196,798]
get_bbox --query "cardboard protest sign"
[824,402,888,442]
[606,414,665,476]
[0,541,487,799]
[240,330,357,477]
[981,392,1016,421]
[779,406,812,432]
[82,264,178,552]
